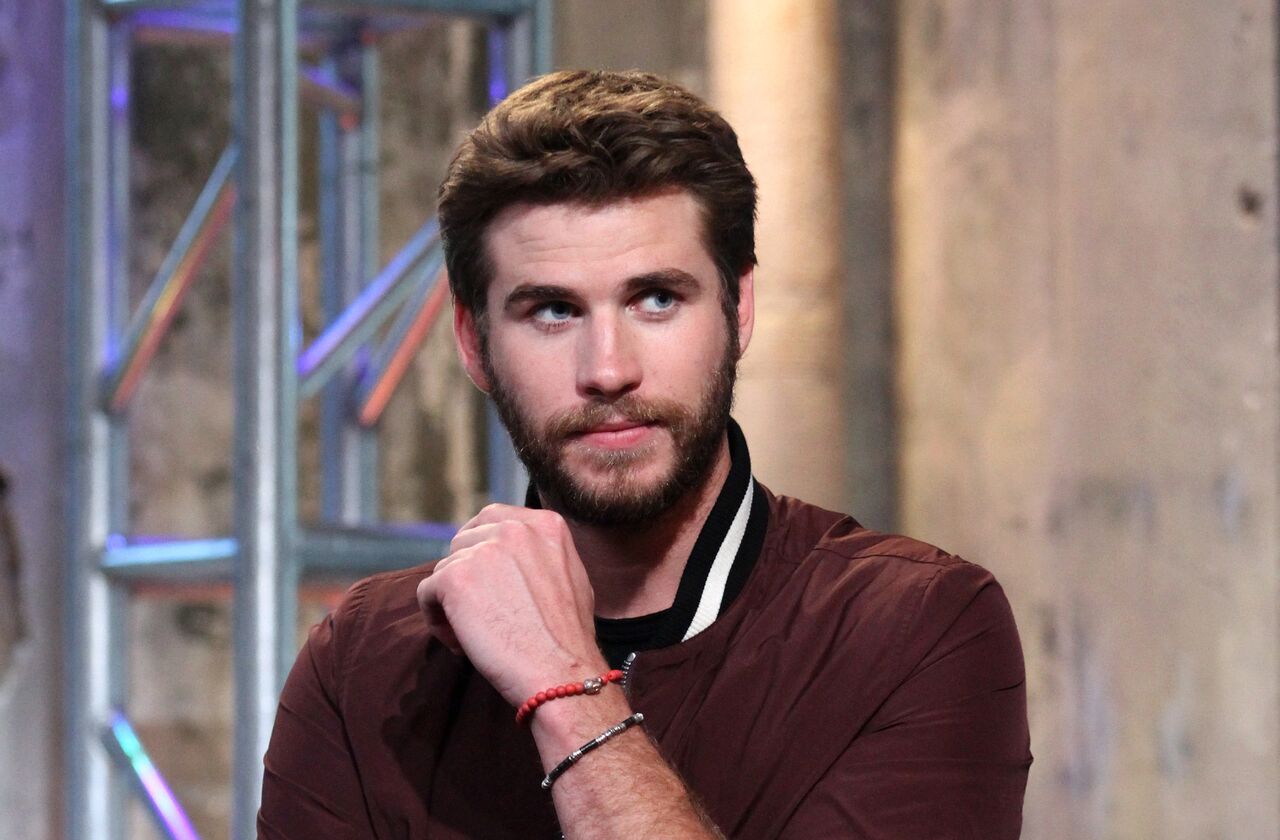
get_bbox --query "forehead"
[482,191,718,298]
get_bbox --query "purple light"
[107,712,202,840]
[487,27,509,106]
[130,10,237,37]
[111,84,128,112]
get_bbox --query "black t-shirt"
[595,609,671,669]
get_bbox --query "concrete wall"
[555,0,706,93]
[0,0,64,836]
[709,0,847,512]
[839,0,897,530]
[896,1,1280,836]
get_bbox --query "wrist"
[505,647,610,706]
[527,682,635,772]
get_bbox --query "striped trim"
[682,478,753,641]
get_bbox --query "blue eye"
[638,289,678,313]
[533,301,575,323]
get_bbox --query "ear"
[734,265,756,358]
[452,294,492,393]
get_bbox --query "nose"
[576,313,642,399]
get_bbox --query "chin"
[564,434,666,472]
[551,460,689,527]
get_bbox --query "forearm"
[530,690,722,839]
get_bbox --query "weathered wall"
[896,1,1280,837]
[709,0,847,511]
[839,0,897,530]
[555,0,706,93]
[0,0,64,836]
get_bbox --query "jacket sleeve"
[258,587,376,839]
[780,563,1032,840]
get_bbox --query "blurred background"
[2,0,1277,837]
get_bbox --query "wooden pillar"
[896,1,1279,837]
[708,0,845,510]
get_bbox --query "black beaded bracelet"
[541,712,645,791]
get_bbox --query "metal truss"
[64,1,549,837]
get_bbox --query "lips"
[569,421,657,449]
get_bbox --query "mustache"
[545,395,691,440]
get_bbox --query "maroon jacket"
[259,490,1031,838]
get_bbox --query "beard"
[484,338,738,528]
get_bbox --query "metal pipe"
[128,9,235,46]
[102,711,202,840]
[298,523,455,574]
[231,1,299,837]
[355,261,447,427]
[290,0,535,13]
[530,0,553,84]
[102,145,238,413]
[126,9,328,55]
[65,2,128,838]
[105,26,136,834]
[480,7,548,504]
[134,22,235,49]
[317,51,379,524]
[102,536,238,581]
[354,35,381,515]
[296,217,440,398]
[301,65,362,118]
[104,0,538,16]
[486,22,510,103]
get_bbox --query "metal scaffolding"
[64,1,549,837]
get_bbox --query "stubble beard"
[484,337,738,528]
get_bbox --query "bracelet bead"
[515,669,625,724]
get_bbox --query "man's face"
[454,190,754,526]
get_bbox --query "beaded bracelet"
[541,712,645,790]
[516,669,625,725]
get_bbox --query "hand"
[416,504,608,705]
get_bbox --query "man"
[260,70,1031,839]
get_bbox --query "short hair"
[438,70,757,322]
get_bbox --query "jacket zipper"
[621,651,638,696]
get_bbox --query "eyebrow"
[502,269,705,312]
[620,269,702,297]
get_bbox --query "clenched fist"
[416,504,609,706]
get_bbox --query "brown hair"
[438,70,757,323]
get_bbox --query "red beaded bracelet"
[515,669,625,725]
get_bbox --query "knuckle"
[533,509,567,533]
[495,520,523,539]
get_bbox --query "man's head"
[439,71,758,526]
[439,70,757,334]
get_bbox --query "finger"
[447,522,508,554]
[447,519,555,555]
[456,502,558,535]
[416,576,462,654]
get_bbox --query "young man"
[260,71,1031,839]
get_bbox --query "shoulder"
[329,560,436,631]
[313,560,442,689]
[765,489,992,585]
[760,490,1019,663]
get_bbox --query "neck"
[554,435,732,619]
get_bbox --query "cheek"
[487,338,572,409]
[649,324,729,395]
